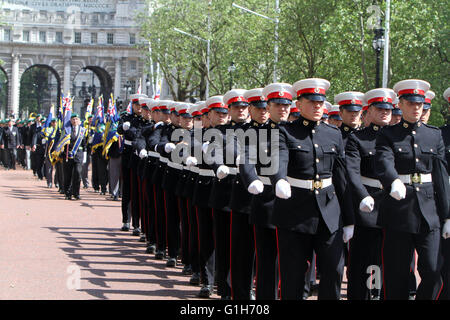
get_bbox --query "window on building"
[130,80,136,93]
[130,33,136,45]
[129,61,137,71]
[4,29,11,42]
[39,31,46,43]
[74,32,81,44]
[91,33,97,44]
[55,32,63,43]
[107,33,114,45]
[23,30,30,42]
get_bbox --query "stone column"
[63,56,71,95]
[114,57,122,100]
[10,53,21,117]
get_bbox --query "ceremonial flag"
[126,100,132,114]
[154,79,161,99]
[62,92,73,135]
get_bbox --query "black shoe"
[166,257,177,267]
[73,195,81,200]
[59,189,65,194]
[132,228,141,236]
[112,196,118,201]
[146,244,156,254]
[189,272,201,286]
[65,195,72,200]
[47,183,52,188]
[55,184,59,189]
[155,250,165,260]
[121,223,130,231]
[99,191,105,195]
[94,189,99,193]
[220,295,231,300]
[139,235,146,242]
[182,264,193,276]
[198,285,213,298]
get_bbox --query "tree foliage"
[138,0,449,126]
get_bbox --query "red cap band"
[368,97,393,105]
[227,96,248,105]
[209,102,228,109]
[297,88,326,96]
[398,89,425,96]
[338,99,362,106]
[247,96,265,103]
[267,91,293,100]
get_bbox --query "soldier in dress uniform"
[335,91,364,145]
[81,115,94,189]
[91,121,108,195]
[322,101,331,124]
[61,113,87,200]
[375,79,449,300]
[42,118,58,188]
[217,89,256,300]
[31,115,45,179]
[191,102,216,298]
[345,88,397,300]
[117,93,147,232]
[288,101,301,122]
[239,85,287,300]
[327,105,342,128]
[1,118,21,170]
[203,95,233,299]
[439,87,450,300]
[270,78,353,300]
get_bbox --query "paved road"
[0,167,217,300]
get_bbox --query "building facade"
[0,0,156,118]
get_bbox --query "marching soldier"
[421,90,435,124]
[61,113,87,200]
[31,115,45,179]
[239,85,283,300]
[327,105,342,128]
[42,118,58,188]
[81,115,94,189]
[345,88,397,300]
[440,87,450,300]
[376,79,449,300]
[335,91,364,144]
[117,93,147,233]
[288,102,301,122]
[1,118,21,170]
[270,78,353,300]
[390,97,402,126]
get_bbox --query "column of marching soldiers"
[0,78,449,301]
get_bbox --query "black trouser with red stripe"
[347,226,383,300]
[230,211,255,300]
[187,199,200,273]
[130,167,140,229]
[277,221,344,300]
[144,178,156,246]
[197,206,215,286]
[179,197,191,266]
[121,161,131,224]
[254,225,278,300]
[382,227,443,300]
[154,184,166,254]
[164,190,180,259]
[213,209,231,298]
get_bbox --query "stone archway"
[19,64,61,118]
[0,67,8,118]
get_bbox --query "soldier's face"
[209,110,228,127]
[132,103,141,115]
[297,98,324,122]
[229,105,249,123]
[328,118,342,127]
[202,114,210,128]
[180,116,193,130]
[249,106,268,124]
[288,114,300,122]
[51,122,57,128]
[398,98,423,123]
[142,109,151,120]
[160,113,170,123]
[390,114,402,125]
[420,108,431,124]
[268,102,290,123]
[368,106,391,127]
[71,117,80,126]
[340,109,362,128]
[152,111,161,122]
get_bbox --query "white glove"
[139,149,148,159]
[359,196,375,213]
[164,143,176,153]
[88,136,94,144]
[248,180,264,195]
[443,220,450,239]
[185,156,198,167]
[216,165,230,180]
[123,121,131,131]
[154,121,164,129]
[41,138,47,144]
[343,225,354,243]
[202,142,210,154]
[275,179,291,199]
[390,178,406,201]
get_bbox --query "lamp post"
[372,26,385,88]
[174,27,210,99]
[228,62,236,90]
[146,77,151,96]
[124,81,132,102]
[232,1,279,82]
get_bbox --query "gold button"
[303,120,309,126]
[403,123,409,128]
[373,125,379,131]
[344,126,349,131]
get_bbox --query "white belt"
[124,139,133,146]
[159,157,168,163]
[148,151,160,158]
[287,176,332,190]
[258,175,271,186]
[199,169,215,177]
[167,161,184,170]
[398,173,432,184]
[361,176,383,189]
[189,166,199,174]
[228,167,239,175]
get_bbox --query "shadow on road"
[44,227,201,300]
